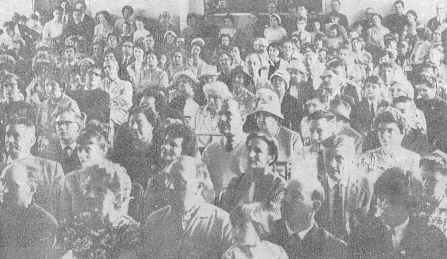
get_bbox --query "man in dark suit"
[349,167,447,258]
[39,108,82,174]
[74,1,95,42]
[328,59,360,105]
[319,69,355,116]
[352,76,389,135]
[324,0,349,31]
[384,1,407,37]
[316,135,372,241]
[269,173,347,259]
[118,39,135,81]
[64,9,90,39]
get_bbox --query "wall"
[0,0,34,26]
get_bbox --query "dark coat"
[68,88,110,124]
[282,93,306,133]
[39,139,82,174]
[415,96,447,152]
[352,98,389,134]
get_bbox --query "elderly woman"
[56,161,141,259]
[169,70,200,126]
[192,81,232,151]
[419,150,447,237]
[222,131,286,220]
[143,123,209,218]
[264,14,287,44]
[358,107,422,199]
[36,77,80,150]
[112,106,158,188]
[93,11,114,43]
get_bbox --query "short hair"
[203,81,233,100]
[135,16,145,23]
[164,124,198,157]
[122,5,134,15]
[186,13,198,26]
[394,0,404,7]
[420,151,447,176]
[308,110,336,122]
[267,42,283,57]
[406,10,417,21]
[246,131,279,166]
[128,106,158,127]
[7,117,36,136]
[374,167,411,207]
[415,74,437,89]
[107,32,118,40]
[55,107,83,127]
[371,14,383,23]
[219,52,233,62]
[373,107,407,133]
[314,33,327,43]
[54,6,63,13]
[296,16,307,23]
[3,164,42,191]
[230,202,273,238]
[307,89,330,104]
[364,76,384,88]
[75,1,86,9]
[390,80,414,98]
[72,8,81,14]
[224,13,234,23]
[81,161,131,209]
[77,120,109,151]
[1,73,19,84]
[141,88,167,112]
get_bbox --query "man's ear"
[196,182,205,195]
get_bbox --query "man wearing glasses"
[39,108,83,174]
[68,67,110,124]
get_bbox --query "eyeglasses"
[88,71,101,77]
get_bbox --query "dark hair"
[107,32,118,40]
[128,106,158,127]
[97,10,112,25]
[373,107,407,133]
[307,89,330,104]
[7,117,36,132]
[415,75,437,89]
[406,10,417,21]
[3,21,15,30]
[328,24,340,35]
[54,6,64,13]
[224,13,234,23]
[141,89,167,112]
[122,5,134,16]
[164,124,198,157]
[75,1,86,9]
[77,120,109,151]
[267,42,283,57]
[394,0,404,7]
[246,131,279,166]
[393,96,413,106]
[374,167,411,207]
[186,13,198,26]
[230,202,273,238]
[371,13,383,23]
[308,110,336,122]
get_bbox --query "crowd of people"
[1,0,447,258]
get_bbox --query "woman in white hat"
[192,81,232,152]
[230,66,255,114]
[160,30,177,55]
[197,65,220,105]
[189,38,208,78]
[170,70,200,127]
[264,14,287,44]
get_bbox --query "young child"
[222,202,288,259]
[325,24,344,51]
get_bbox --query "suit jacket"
[349,216,447,259]
[341,83,359,105]
[331,94,356,118]
[281,93,306,133]
[316,173,372,239]
[415,96,447,151]
[64,21,90,39]
[39,140,82,175]
[352,98,389,134]
[269,220,347,259]
[118,55,135,82]
[363,129,429,157]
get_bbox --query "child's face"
[135,21,144,30]
[64,48,75,60]
[328,29,338,37]
[297,20,306,30]
[167,35,175,44]
[232,220,260,246]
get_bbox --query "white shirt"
[286,220,314,239]
[42,19,64,39]
[60,142,77,157]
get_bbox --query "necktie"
[317,148,326,182]
[123,57,128,67]
[370,102,375,119]
[333,183,345,237]
[287,233,302,258]
[64,145,72,159]
[225,138,234,152]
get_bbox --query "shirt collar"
[388,216,410,237]
[285,220,314,239]
[61,141,77,151]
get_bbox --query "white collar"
[61,141,77,151]
[327,176,340,190]
[7,154,31,165]
[388,216,410,237]
[285,220,314,239]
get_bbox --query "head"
[296,17,307,31]
[420,151,447,199]
[320,69,343,95]
[389,80,413,100]
[172,51,185,66]
[248,13,258,25]
[0,164,41,208]
[161,124,197,163]
[186,13,198,26]
[5,118,36,159]
[246,53,261,76]
[373,167,412,226]
[306,89,330,114]
[282,175,325,230]
[128,106,157,148]
[53,7,63,22]
[230,202,272,246]
[397,40,409,56]
[55,108,82,145]
[267,2,277,15]
[394,1,405,14]
[2,73,21,102]
[246,131,278,169]
[268,42,283,60]
[406,10,417,23]
[45,78,64,99]
[107,33,118,48]
[134,16,145,30]
[97,10,111,26]
[415,75,437,101]
[371,14,383,27]
[224,13,234,27]
[308,110,337,144]
[75,1,86,14]
[331,0,341,12]
[160,11,171,23]
[218,99,246,138]
[270,70,290,98]
[139,89,167,116]
[121,40,134,56]
[103,59,119,79]
[325,136,356,181]
[77,120,109,167]
[64,45,76,61]
[85,66,102,90]
[122,5,134,20]
[373,107,407,149]
[364,76,384,100]
[73,8,82,23]
[92,41,104,57]
[133,42,145,61]
[287,61,306,84]
[221,34,231,46]
[143,35,155,51]
[379,62,395,85]
[175,73,197,99]
[81,162,131,218]
[203,81,232,112]
[218,52,232,72]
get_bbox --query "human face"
[416,83,437,101]
[5,124,35,157]
[161,135,184,162]
[187,17,197,26]
[437,6,444,16]
[177,76,195,97]
[53,10,62,21]
[421,164,447,198]
[0,166,33,207]
[108,35,117,48]
[281,180,315,226]
[93,44,103,57]
[202,75,217,84]
[394,101,415,123]
[75,3,85,13]
[56,112,80,144]
[406,13,415,23]
[3,77,21,102]
[288,69,304,84]
[256,112,278,133]
[173,52,183,66]
[325,147,352,181]
[86,68,102,89]
[191,45,201,58]
[146,54,158,68]
[269,16,279,27]
[122,42,133,56]
[398,43,408,55]
[144,36,155,50]
[77,139,106,167]
[339,49,350,63]
[318,50,327,63]
[139,96,157,114]
[321,73,342,95]
[328,28,338,38]
[224,18,233,27]
[98,14,107,25]
[268,46,280,59]
[283,42,293,58]
[73,11,82,23]
[176,38,185,48]
[219,54,231,71]
[103,61,118,78]
[246,55,260,76]
[166,35,175,44]
[135,20,144,30]
[365,82,381,99]
[134,47,144,61]
[169,160,203,207]
[267,3,276,14]
[80,61,92,75]
[122,23,131,34]
[306,98,327,114]
[372,15,381,27]
[272,76,287,98]
[232,220,260,247]
[247,137,273,169]
[64,48,75,60]
[207,94,223,112]
[221,36,230,46]
[297,20,306,31]
[249,14,257,25]
[389,83,407,100]
[331,0,340,12]
[218,102,243,137]
[381,67,395,84]
[104,52,115,62]
[123,8,132,19]
[377,122,404,148]
[232,73,245,91]
[429,49,442,64]
[45,80,63,99]
[310,118,335,144]
[231,47,240,60]
[297,6,307,17]
[129,113,154,145]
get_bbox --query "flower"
[63,228,77,243]
[73,237,93,252]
